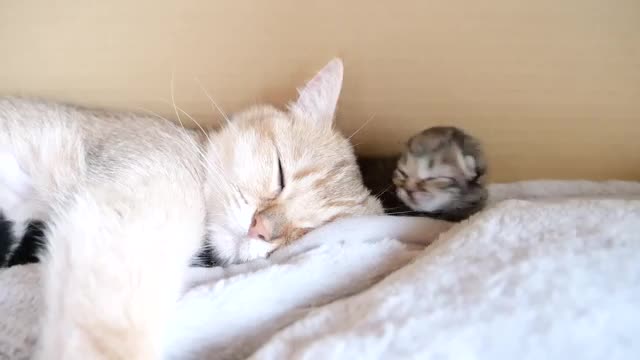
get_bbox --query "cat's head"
[203,59,383,264]
[392,126,484,212]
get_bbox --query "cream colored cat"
[0,59,382,359]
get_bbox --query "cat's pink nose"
[248,214,272,241]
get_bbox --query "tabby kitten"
[0,59,382,359]
[393,126,488,221]
[358,126,487,221]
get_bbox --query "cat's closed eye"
[277,154,285,191]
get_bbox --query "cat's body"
[0,59,382,359]
[1,97,207,359]
[358,126,487,222]
[0,215,218,268]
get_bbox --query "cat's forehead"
[400,151,459,179]
[233,105,287,123]
[408,131,451,155]
[231,105,336,144]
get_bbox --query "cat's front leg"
[34,178,206,359]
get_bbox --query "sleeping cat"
[358,126,487,221]
[0,59,382,359]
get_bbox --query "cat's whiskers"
[170,105,232,188]
[182,79,247,205]
[385,210,418,215]
[170,72,187,130]
[374,184,394,199]
[152,100,214,160]
[134,105,217,187]
[171,103,213,145]
[198,146,248,207]
[132,105,200,158]
[347,113,376,141]
[169,72,202,149]
[194,77,239,136]
[232,184,249,205]
[167,76,240,196]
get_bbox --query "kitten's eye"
[277,155,285,190]
[393,169,408,187]
[425,176,455,187]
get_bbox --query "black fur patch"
[0,213,13,266]
[0,213,46,267]
[7,221,46,267]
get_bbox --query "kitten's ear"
[288,58,344,127]
[458,153,478,179]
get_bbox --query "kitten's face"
[393,128,481,213]
[393,152,463,212]
[203,60,383,264]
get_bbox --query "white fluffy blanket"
[1,180,640,360]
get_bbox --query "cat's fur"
[0,216,219,268]
[0,59,382,359]
[358,126,487,221]
[0,215,44,267]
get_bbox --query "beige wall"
[1,0,639,181]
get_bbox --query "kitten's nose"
[404,180,419,192]
[248,213,272,241]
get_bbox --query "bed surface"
[1,180,640,360]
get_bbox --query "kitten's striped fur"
[357,126,487,221]
[393,126,488,221]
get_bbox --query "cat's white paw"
[0,150,38,237]
[242,238,277,262]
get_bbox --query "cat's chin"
[209,233,277,265]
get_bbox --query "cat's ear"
[288,58,344,128]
